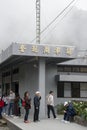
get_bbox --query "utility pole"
[36,0,40,44]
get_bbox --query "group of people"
[0,89,76,124]
[0,90,57,123]
[0,90,21,118]
[0,90,42,123]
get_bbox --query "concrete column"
[38,58,46,119]
[10,67,13,90]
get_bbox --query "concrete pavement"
[4,115,87,130]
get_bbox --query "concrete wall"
[60,74,87,82]
[19,63,39,115]
[45,64,58,105]
[0,61,87,117]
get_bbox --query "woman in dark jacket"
[24,91,31,123]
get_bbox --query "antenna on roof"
[36,0,40,44]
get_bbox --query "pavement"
[3,115,87,130]
[0,127,9,130]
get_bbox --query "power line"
[30,0,78,43]
[41,0,78,42]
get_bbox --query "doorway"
[12,82,19,96]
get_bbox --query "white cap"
[64,101,68,106]
[35,91,40,94]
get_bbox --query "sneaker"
[13,116,19,119]
[24,120,29,123]
[10,115,14,117]
[61,119,65,122]
[55,117,58,120]
[3,113,6,115]
[64,121,70,123]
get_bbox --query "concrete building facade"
[0,43,77,118]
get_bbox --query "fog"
[0,0,87,52]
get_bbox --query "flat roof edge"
[0,44,13,63]
[0,43,77,64]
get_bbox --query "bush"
[73,101,87,121]
[56,103,65,114]
[56,100,87,121]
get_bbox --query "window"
[2,71,10,77]
[72,67,79,72]
[80,83,87,97]
[64,83,71,97]
[80,67,87,73]
[13,68,19,74]
[57,66,87,73]
[71,83,80,98]
[57,82,64,97]
[57,66,64,72]
[64,66,71,72]
[57,82,87,98]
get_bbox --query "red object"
[22,100,26,107]
[0,100,4,107]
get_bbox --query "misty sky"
[0,0,87,52]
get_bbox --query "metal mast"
[36,0,40,44]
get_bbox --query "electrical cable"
[30,0,78,43]
[41,0,78,42]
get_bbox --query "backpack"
[22,100,26,107]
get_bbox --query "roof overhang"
[0,43,77,69]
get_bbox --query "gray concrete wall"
[45,64,58,105]
[60,74,87,82]
[19,63,39,116]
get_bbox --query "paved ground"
[0,127,9,130]
[4,115,87,130]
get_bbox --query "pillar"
[38,58,46,119]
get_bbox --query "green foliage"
[73,101,87,121]
[56,103,65,114]
[56,100,87,121]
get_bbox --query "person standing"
[24,91,31,123]
[14,94,21,117]
[8,90,15,116]
[2,94,9,115]
[33,91,41,122]
[18,95,22,117]
[0,96,4,119]
[46,91,57,119]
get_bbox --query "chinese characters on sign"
[32,45,38,53]
[19,44,26,53]
[19,44,73,56]
[43,46,50,54]
[66,48,73,56]
[54,47,61,55]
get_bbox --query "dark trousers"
[8,103,14,115]
[64,113,69,121]
[0,107,2,119]
[47,105,56,118]
[24,108,29,121]
[34,106,39,122]
[18,107,21,116]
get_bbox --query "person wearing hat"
[62,101,76,123]
[33,91,41,122]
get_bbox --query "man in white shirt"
[46,91,56,119]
